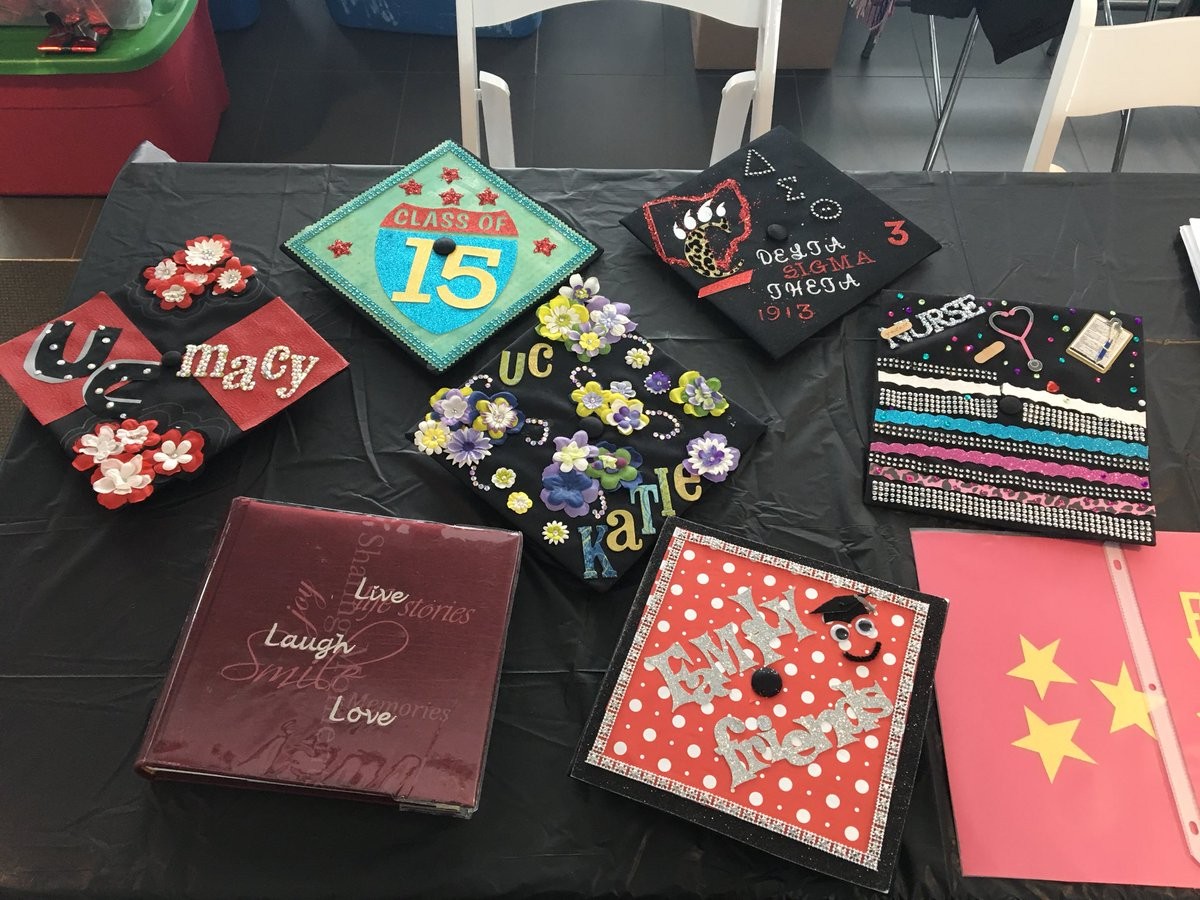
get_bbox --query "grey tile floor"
[1,2,1198,261]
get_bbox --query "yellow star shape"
[1006,636,1076,699]
[1012,707,1096,782]
[1092,662,1155,738]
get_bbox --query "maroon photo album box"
[136,498,523,817]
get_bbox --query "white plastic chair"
[456,0,782,168]
[1024,0,1200,172]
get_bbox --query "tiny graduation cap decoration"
[283,140,600,372]
[0,236,347,510]
[621,127,940,359]
[572,519,949,891]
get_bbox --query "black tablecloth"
[2,161,1199,899]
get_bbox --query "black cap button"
[751,666,783,698]
[766,223,788,242]
[433,236,456,256]
[998,395,1022,416]
[160,350,182,370]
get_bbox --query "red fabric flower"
[211,257,257,295]
[155,276,204,309]
[90,455,155,509]
[183,234,233,271]
[144,428,205,475]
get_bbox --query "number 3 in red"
[884,220,909,246]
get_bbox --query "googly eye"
[855,618,877,638]
[830,624,850,642]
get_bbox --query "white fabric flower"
[152,259,177,280]
[160,283,189,307]
[115,424,150,448]
[78,425,122,463]
[185,238,229,268]
[93,456,152,496]
[215,268,244,291]
[413,419,451,455]
[558,272,601,302]
[153,439,195,472]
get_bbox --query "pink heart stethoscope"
[988,306,1043,372]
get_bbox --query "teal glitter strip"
[282,140,599,372]
[873,409,1149,459]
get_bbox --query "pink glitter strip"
[868,464,1156,518]
[869,441,1150,490]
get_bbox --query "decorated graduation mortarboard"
[0,236,347,510]
[866,291,1154,544]
[621,127,940,359]
[572,519,948,892]
[407,275,765,591]
[282,140,600,372]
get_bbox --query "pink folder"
[912,530,1200,888]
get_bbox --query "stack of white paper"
[1180,219,1200,287]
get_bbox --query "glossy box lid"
[137,498,523,815]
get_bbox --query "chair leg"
[1110,0,1161,171]
[923,12,979,172]
[478,72,515,169]
[861,29,879,59]
[713,72,756,165]
[928,16,943,113]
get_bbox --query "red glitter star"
[328,239,352,257]
[400,178,422,195]
[476,188,500,206]
[533,237,556,257]
[442,167,461,184]
[440,188,463,206]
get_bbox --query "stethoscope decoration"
[988,305,1042,373]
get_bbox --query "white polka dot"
[826,794,841,809]
[796,808,811,824]
[683,549,695,561]
[697,573,709,585]
[820,721,832,733]
[723,562,736,573]
[657,758,671,773]
[658,686,671,700]
[613,741,627,755]
[846,708,858,720]
[711,597,724,609]
[744,716,758,730]
[785,663,799,676]
[800,690,815,704]
[807,763,821,777]
[891,614,905,627]
[811,650,825,664]
[629,698,642,712]
[701,703,714,715]
[828,677,843,689]
[729,688,743,702]
[772,703,787,717]
[703,775,718,789]
[836,749,851,763]
[855,779,870,794]
[684,608,697,621]
[687,744,702,758]
[845,826,860,842]
[749,791,763,807]
[763,574,776,587]
[838,639,852,653]
[672,714,686,728]
[804,588,819,600]
[865,735,879,749]
[779,777,793,792]
[769,638,781,650]
[856,665,870,678]
[670,584,683,596]
[883,652,897,666]
[657,620,670,633]
[643,728,656,741]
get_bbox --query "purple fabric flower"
[446,427,493,467]
[586,296,636,342]
[552,430,597,472]
[644,370,670,394]
[432,387,473,426]
[539,463,601,517]
[683,431,740,483]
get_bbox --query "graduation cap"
[812,593,876,623]
[283,140,600,372]
[621,127,941,359]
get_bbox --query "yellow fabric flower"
[535,296,587,341]
[507,491,532,514]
